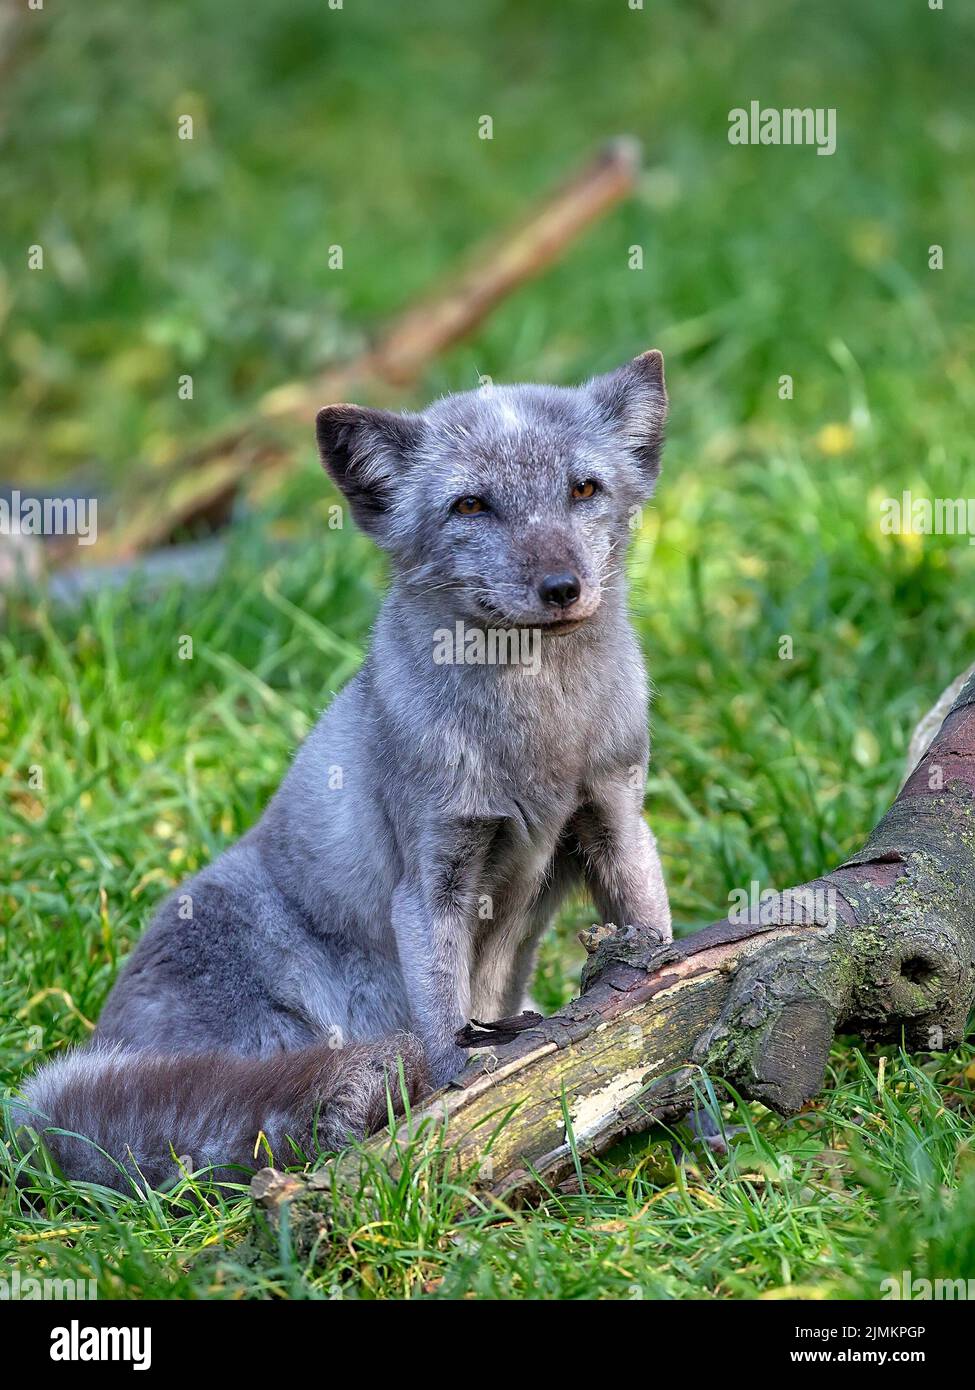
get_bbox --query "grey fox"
[16,350,672,1191]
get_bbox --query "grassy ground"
[2,0,975,1298]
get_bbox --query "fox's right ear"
[587,349,668,486]
[315,404,423,539]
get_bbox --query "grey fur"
[15,351,672,1191]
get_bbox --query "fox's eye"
[454,496,486,516]
[571,480,599,500]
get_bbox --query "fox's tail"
[11,1034,429,1192]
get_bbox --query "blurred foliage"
[0,0,972,487]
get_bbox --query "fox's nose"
[538,571,581,608]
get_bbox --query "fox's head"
[316,350,666,631]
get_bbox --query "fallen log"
[252,667,975,1227]
[102,138,642,561]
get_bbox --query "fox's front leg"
[391,820,489,1088]
[575,778,672,943]
[575,781,732,1153]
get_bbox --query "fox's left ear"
[587,349,668,483]
[316,404,423,542]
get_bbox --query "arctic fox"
[17,351,671,1190]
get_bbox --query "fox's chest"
[467,802,579,1017]
[474,789,578,924]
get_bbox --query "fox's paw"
[425,1042,470,1090]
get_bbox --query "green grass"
[2,0,975,1298]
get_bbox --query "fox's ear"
[587,349,668,483]
[316,404,423,538]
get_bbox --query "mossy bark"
[252,671,975,1232]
